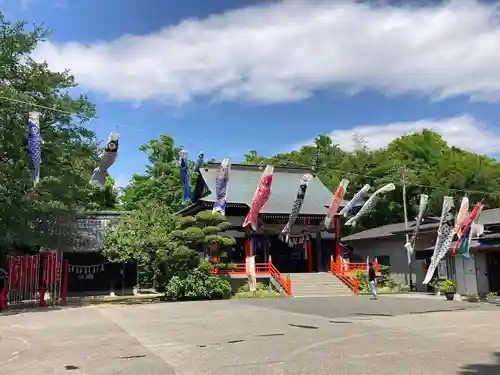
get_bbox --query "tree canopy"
[0,14,118,258]
[101,133,234,299]
[243,130,500,232]
[120,135,184,212]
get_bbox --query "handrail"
[329,257,368,274]
[268,260,291,296]
[208,261,291,296]
[210,263,269,275]
[330,256,359,295]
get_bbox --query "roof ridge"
[204,162,314,173]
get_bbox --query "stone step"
[287,272,354,296]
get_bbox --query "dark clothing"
[369,267,376,282]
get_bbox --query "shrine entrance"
[268,236,308,273]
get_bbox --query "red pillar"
[62,260,69,305]
[39,285,46,307]
[245,225,251,258]
[0,287,7,309]
[334,215,341,266]
[307,239,313,273]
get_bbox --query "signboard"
[72,214,119,252]
[437,260,448,280]
[246,256,257,292]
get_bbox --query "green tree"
[101,208,233,300]
[0,14,105,259]
[169,210,236,266]
[101,202,175,287]
[162,210,234,300]
[120,135,184,211]
[242,130,500,233]
[89,175,119,211]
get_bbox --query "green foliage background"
[0,14,118,267]
[3,10,499,300]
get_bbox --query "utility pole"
[402,167,413,290]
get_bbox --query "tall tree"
[0,13,105,257]
[89,175,119,211]
[242,130,500,232]
[120,135,184,212]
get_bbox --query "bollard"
[0,288,7,310]
[39,285,46,307]
[62,260,69,305]
[353,277,359,295]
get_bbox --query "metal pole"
[122,262,126,296]
[402,169,413,290]
[334,215,341,266]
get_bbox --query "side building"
[63,211,136,295]
[342,209,500,295]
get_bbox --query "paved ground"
[1,295,500,374]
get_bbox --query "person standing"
[368,263,378,300]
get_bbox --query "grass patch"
[233,290,284,299]
[233,282,286,299]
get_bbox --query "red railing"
[268,260,292,296]
[209,259,292,296]
[211,263,270,275]
[330,256,359,295]
[1,252,69,311]
[330,259,368,274]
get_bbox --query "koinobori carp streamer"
[242,165,274,231]
[423,196,455,285]
[281,173,313,245]
[324,178,350,230]
[213,157,231,216]
[90,132,119,189]
[345,183,396,227]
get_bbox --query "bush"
[399,284,411,292]
[164,268,232,301]
[441,279,456,293]
[234,282,284,299]
[428,279,439,292]
[487,292,499,300]
[356,271,369,292]
[355,266,409,294]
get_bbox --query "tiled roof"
[343,222,413,241]
[343,209,500,242]
[198,163,357,215]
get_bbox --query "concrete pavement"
[1,295,499,374]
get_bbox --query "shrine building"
[177,163,352,273]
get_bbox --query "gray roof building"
[179,163,359,217]
[343,209,500,243]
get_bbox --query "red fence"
[0,252,69,310]
[210,259,292,296]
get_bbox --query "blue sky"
[2,0,500,187]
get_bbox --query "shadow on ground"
[0,304,82,316]
[458,352,500,374]
[0,297,163,316]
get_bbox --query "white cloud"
[314,115,500,155]
[32,0,500,105]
